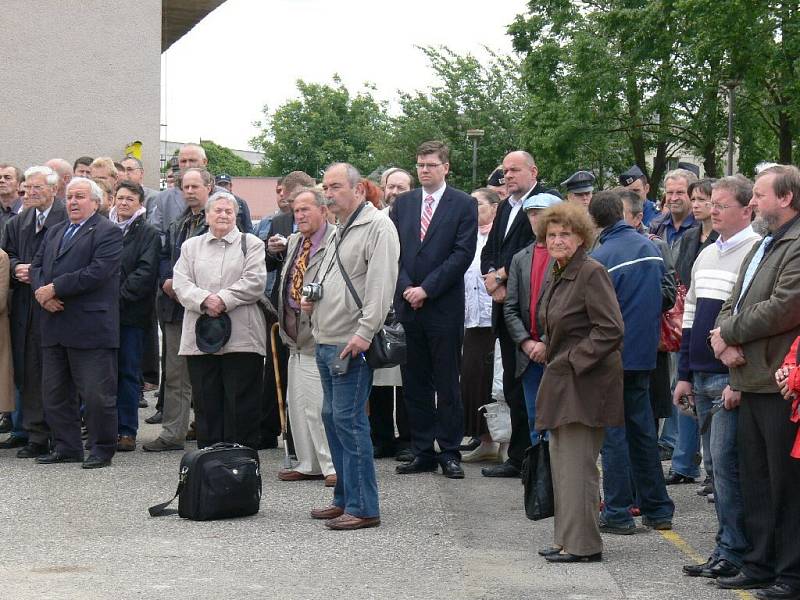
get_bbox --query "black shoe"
[0,435,28,449]
[481,461,520,478]
[538,546,562,557]
[702,559,740,579]
[665,471,696,485]
[82,454,111,469]
[459,437,481,452]
[373,445,397,459]
[16,442,49,458]
[659,445,673,461]
[138,393,148,409]
[684,556,718,577]
[144,410,163,425]
[545,552,602,563]
[697,476,713,496]
[396,457,437,474]
[755,583,800,600]
[0,414,12,433]
[395,448,414,463]
[440,459,464,479]
[642,515,673,530]
[717,572,774,590]
[36,451,83,464]
[599,520,636,535]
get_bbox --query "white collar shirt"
[420,182,447,221]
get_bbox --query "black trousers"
[21,327,49,446]
[369,385,408,449]
[141,310,159,386]
[738,392,800,586]
[498,317,529,468]
[187,352,264,449]
[401,319,464,463]
[261,335,287,449]
[42,346,117,460]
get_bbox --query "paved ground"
[0,395,752,600]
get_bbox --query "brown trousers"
[550,422,605,556]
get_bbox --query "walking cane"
[270,322,292,470]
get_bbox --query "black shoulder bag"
[332,206,406,370]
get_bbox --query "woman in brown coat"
[534,203,624,563]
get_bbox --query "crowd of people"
[1,142,799,597]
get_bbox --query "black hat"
[677,162,700,178]
[215,173,232,185]
[195,313,232,353]
[619,165,646,187]
[486,167,504,187]
[561,170,595,193]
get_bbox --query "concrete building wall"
[0,0,162,188]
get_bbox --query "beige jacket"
[278,222,335,355]
[173,229,268,356]
[311,203,399,345]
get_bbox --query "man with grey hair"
[2,166,67,454]
[650,168,700,248]
[302,162,399,529]
[30,176,123,468]
[277,187,336,484]
[45,158,73,200]
[144,168,213,452]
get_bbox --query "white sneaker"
[462,442,499,463]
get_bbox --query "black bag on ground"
[522,440,554,521]
[149,442,262,521]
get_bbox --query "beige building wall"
[0,0,162,188]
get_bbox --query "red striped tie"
[420,195,434,240]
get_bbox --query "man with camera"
[301,163,399,530]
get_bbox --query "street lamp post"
[723,80,740,176]
[466,129,485,189]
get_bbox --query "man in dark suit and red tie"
[390,140,478,479]
[30,177,123,469]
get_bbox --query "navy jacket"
[31,212,123,349]
[390,185,477,326]
[591,220,665,371]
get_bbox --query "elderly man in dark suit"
[480,150,559,478]
[30,177,123,468]
[391,140,477,479]
[3,166,67,456]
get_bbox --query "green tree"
[250,76,390,179]
[200,140,253,176]
[376,46,528,192]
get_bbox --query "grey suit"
[503,243,554,378]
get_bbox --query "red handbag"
[659,283,687,352]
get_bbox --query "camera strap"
[315,201,367,290]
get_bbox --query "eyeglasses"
[415,162,443,170]
[711,203,737,211]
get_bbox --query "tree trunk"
[778,110,793,164]
[702,145,718,178]
[651,142,669,199]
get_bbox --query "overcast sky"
[160,0,528,151]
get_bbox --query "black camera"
[301,282,323,302]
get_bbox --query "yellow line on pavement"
[657,530,755,600]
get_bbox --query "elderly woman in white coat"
[173,191,267,449]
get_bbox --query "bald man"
[45,158,73,200]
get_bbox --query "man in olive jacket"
[711,165,800,596]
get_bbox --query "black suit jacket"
[5,201,68,384]
[119,215,160,329]
[480,182,556,329]
[31,212,123,349]
[390,185,477,325]
[265,210,295,307]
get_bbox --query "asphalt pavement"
[0,394,753,600]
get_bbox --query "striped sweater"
[677,226,762,381]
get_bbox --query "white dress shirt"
[420,182,447,222]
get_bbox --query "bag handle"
[149,479,184,517]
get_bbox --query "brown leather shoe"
[325,513,381,530]
[278,469,324,482]
[310,505,345,520]
[117,436,136,452]
[324,474,337,487]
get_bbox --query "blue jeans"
[602,371,675,527]
[521,362,544,445]
[117,326,144,437]
[316,344,379,518]
[693,372,726,480]
[708,387,747,566]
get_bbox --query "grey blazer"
[503,242,553,378]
